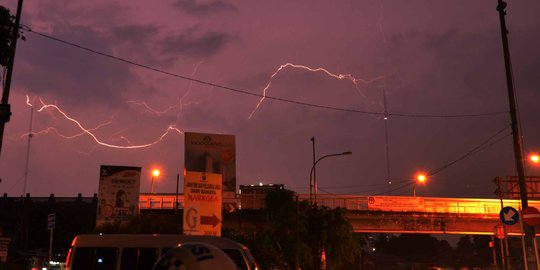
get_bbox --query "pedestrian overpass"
[139,193,540,236]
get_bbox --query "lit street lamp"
[310,151,352,205]
[413,172,427,197]
[150,169,160,194]
[530,153,540,165]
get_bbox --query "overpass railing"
[139,193,540,217]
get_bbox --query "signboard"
[500,206,519,225]
[494,225,505,239]
[367,196,425,212]
[47,213,56,230]
[183,171,222,236]
[493,176,540,199]
[522,207,540,226]
[185,132,236,198]
[96,165,141,227]
[0,237,10,263]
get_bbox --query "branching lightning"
[26,96,184,149]
[127,61,203,116]
[248,63,385,119]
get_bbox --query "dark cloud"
[112,24,159,42]
[174,0,237,16]
[16,25,136,108]
[161,27,231,57]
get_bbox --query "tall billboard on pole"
[185,132,236,198]
[96,165,141,227]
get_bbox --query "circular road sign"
[522,207,540,226]
[500,206,519,225]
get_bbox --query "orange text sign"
[183,171,222,236]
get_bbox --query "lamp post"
[309,151,352,205]
[413,173,427,197]
[150,169,160,194]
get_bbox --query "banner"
[185,132,236,198]
[0,237,9,263]
[367,196,425,212]
[183,171,222,236]
[96,165,141,227]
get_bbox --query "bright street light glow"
[531,154,540,164]
[417,173,427,183]
[152,169,161,177]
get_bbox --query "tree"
[0,5,17,68]
[244,189,362,270]
[305,206,361,270]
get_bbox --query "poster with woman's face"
[96,165,141,227]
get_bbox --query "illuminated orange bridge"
[139,193,540,236]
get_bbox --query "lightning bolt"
[248,63,385,119]
[127,61,203,116]
[27,96,184,149]
[127,101,179,116]
[21,122,112,140]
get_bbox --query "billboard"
[493,176,540,199]
[183,171,222,236]
[185,132,236,197]
[96,165,141,227]
[367,196,425,212]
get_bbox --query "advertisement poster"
[96,165,141,227]
[367,196,425,212]
[183,171,222,236]
[185,132,236,198]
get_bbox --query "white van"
[64,234,258,270]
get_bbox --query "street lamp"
[310,151,352,205]
[413,172,427,197]
[150,169,160,194]
[530,153,540,164]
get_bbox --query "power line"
[22,26,509,119]
[428,124,512,177]
[307,127,510,195]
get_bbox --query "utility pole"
[0,0,23,157]
[310,137,316,205]
[496,1,538,269]
[175,173,179,215]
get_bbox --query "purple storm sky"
[1,0,539,198]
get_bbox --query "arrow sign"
[500,206,519,225]
[200,214,221,228]
[227,203,236,213]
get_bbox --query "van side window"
[72,247,118,270]
[221,249,247,270]
[121,248,158,270]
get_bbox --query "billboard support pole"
[48,228,53,264]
